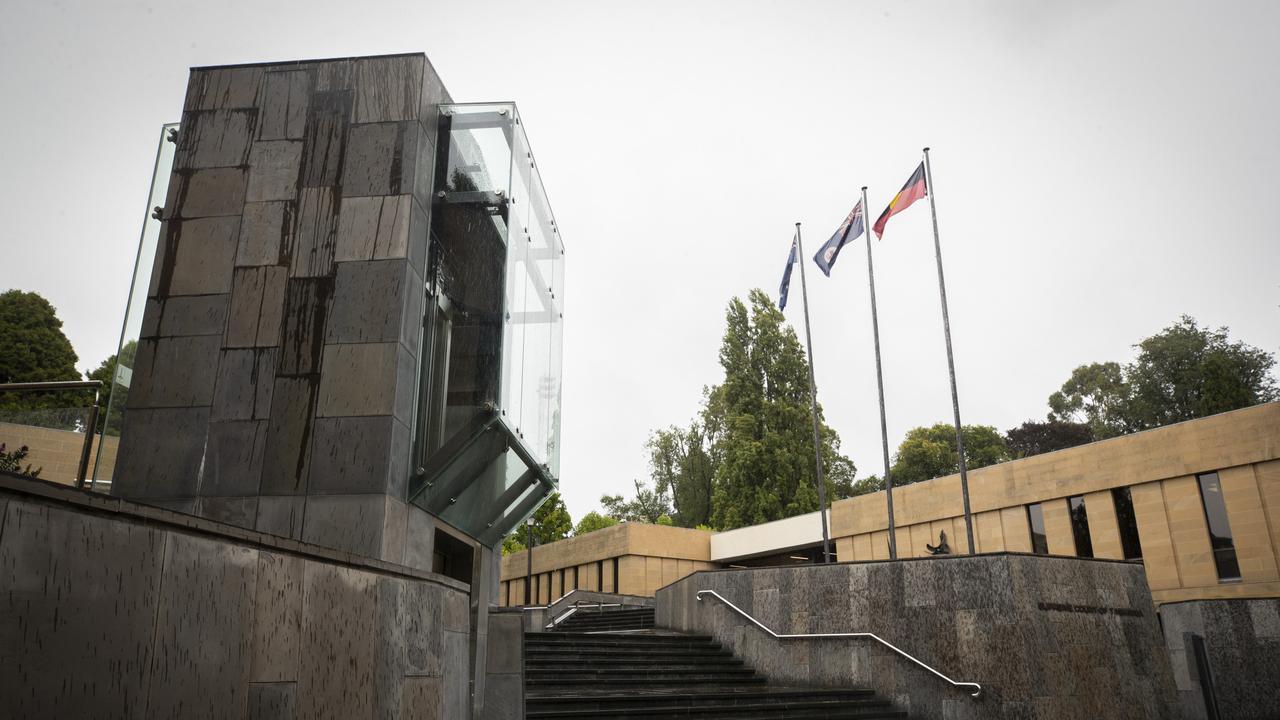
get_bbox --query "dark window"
[570,565,578,591]
[1027,503,1049,555]
[533,574,540,603]
[612,557,619,592]
[1112,487,1143,560]
[1067,495,1094,558]
[596,560,604,591]
[1197,472,1241,582]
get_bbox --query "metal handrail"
[546,601,625,629]
[696,589,983,699]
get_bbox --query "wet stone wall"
[656,554,1179,720]
[113,54,451,568]
[1159,598,1280,719]
[0,474,471,720]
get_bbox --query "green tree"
[1049,316,1277,437]
[706,290,855,530]
[86,341,137,435]
[1048,361,1131,439]
[646,424,715,528]
[601,479,673,523]
[1004,419,1094,459]
[501,493,573,555]
[0,290,81,414]
[573,511,619,536]
[1124,316,1277,428]
[847,475,886,497]
[890,423,1009,485]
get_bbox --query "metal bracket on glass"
[695,589,983,700]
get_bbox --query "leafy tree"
[655,514,675,526]
[847,475,886,497]
[86,341,137,435]
[0,443,42,478]
[646,424,715,528]
[573,511,619,536]
[601,479,673,523]
[1049,316,1277,437]
[890,423,1009,485]
[1048,361,1131,439]
[1124,316,1277,428]
[705,290,855,530]
[501,493,573,555]
[1004,419,1094,458]
[0,290,81,414]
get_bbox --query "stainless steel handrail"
[0,380,103,489]
[547,601,626,629]
[696,589,982,699]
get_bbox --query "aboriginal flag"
[814,199,865,277]
[873,163,927,239]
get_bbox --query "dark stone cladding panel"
[656,554,1179,720]
[0,473,470,720]
[113,407,211,498]
[115,54,449,563]
[1159,598,1280,720]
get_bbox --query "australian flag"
[813,199,865,277]
[779,234,798,310]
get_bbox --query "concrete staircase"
[525,607,907,719]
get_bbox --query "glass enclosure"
[91,124,178,490]
[410,103,564,545]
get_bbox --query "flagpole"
[794,222,833,563]
[862,187,899,560]
[922,147,975,554]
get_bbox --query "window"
[1197,472,1242,582]
[1027,503,1049,555]
[569,565,578,591]
[596,560,604,591]
[1112,487,1143,560]
[1067,495,1094,558]
[612,557,619,593]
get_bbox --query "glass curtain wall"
[411,103,564,545]
[92,124,179,490]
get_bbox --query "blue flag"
[779,235,797,310]
[814,199,865,277]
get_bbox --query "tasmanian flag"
[873,162,927,239]
[814,199,865,277]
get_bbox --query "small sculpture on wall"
[927,530,951,555]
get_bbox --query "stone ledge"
[0,471,466,593]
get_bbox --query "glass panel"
[0,405,93,486]
[1027,503,1049,555]
[1197,472,1241,581]
[1112,487,1144,560]
[92,123,178,490]
[1067,495,1094,558]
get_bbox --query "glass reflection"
[1196,472,1241,582]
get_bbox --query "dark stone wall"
[114,54,451,567]
[0,473,471,719]
[1159,598,1280,719]
[656,554,1179,720]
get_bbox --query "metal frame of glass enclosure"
[409,102,564,546]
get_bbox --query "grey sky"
[2,0,1277,522]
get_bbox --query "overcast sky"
[2,0,1277,522]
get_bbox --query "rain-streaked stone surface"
[657,554,1178,720]
[1160,598,1280,719]
[0,475,470,720]
[113,53,449,571]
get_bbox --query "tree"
[573,511,619,536]
[601,479,673,523]
[890,423,1009,485]
[646,424,715,528]
[1124,316,1277,429]
[86,341,137,434]
[501,493,573,555]
[847,475,886,497]
[1004,419,1094,459]
[705,290,855,530]
[0,290,81,413]
[1049,316,1277,437]
[1048,361,1131,439]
